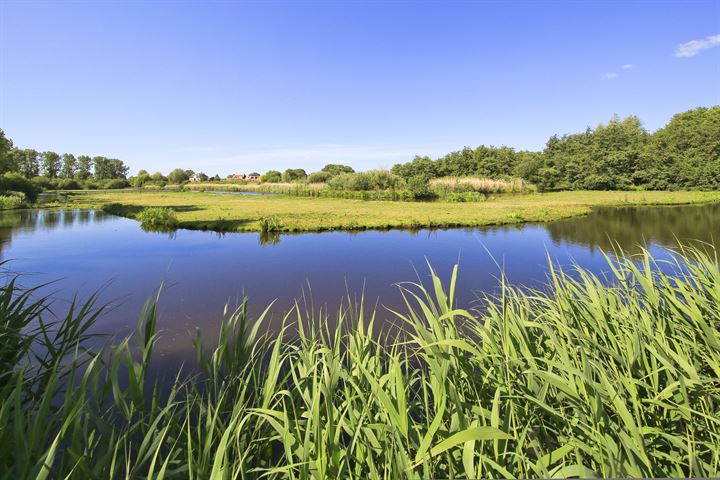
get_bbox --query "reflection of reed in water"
[545,204,720,254]
[258,231,280,246]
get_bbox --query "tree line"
[2,106,717,193]
[390,106,719,191]
[0,136,130,181]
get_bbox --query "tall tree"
[17,149,40,178]
[93,157,129,179]
[76,155,93,179]
[321,164,355,176]
[167,168,190,184]
[638,106,720,190]
[61,153,78,178]
[42,151,62,178]
[0,129,14,174]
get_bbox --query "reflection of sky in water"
[1,205,718,368]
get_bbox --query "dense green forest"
[390,106,720,191]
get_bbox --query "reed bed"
[187,182,328,195]
[2,246,719,478]
[430,176,536,195]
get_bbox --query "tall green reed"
[1,246,719,478]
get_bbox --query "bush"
[258,216,282,233]
[406,175,436,200]
[136,207,178,230]
[84,182,99,190]
[0,173,39,202]
[31,176,59,190]
[57,179,81,190]
[307,171,333,183]
[260,170,282,183]
[327,170,403,191]
[0,194,24,210]
[102,178,130,189]
[282,169,307,182]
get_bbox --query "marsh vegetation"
[2,246,719,478]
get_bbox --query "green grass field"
[65,189,720,232]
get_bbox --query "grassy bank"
[2,247,719,478]
[64,189,720,232]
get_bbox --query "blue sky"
[1,1,719,176]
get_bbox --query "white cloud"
[622,64,633,70]
[675,33,720,57]
[602,72,619,79]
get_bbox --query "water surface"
[2,203,718,367]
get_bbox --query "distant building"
[227,172,260,182]
[189,173,202,182]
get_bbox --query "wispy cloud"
[622,64,633,70]
[602,72,619,80]
[675,33,720,57]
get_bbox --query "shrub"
[31,176,59,190]
[102,178,130,189]
[0,173,39,202]
[136,207,178,230]
[57,179,81,190]
[406,175,436,200]
[0,194,24,210]
[327,170,403,191]
[258,216,282,233]
[282,169,307,182]
[260,170,282,183]
[307,171,333,183]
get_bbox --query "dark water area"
[1,203,718,368]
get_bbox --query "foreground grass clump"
[2,247,719,478]
[259,215,282,232]
[136,206,179,229]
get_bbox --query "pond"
[1,202,719,368]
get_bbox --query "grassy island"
[65,189,720,233]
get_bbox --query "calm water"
[2,203,718,366]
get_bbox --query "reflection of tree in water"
[0,211,22,258]
[0,209,111,257]
[545,204,720,254]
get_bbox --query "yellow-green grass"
[64,189,720,232]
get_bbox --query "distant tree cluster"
[0,132,130,182]
[2,106,717,193]
[391,106,720,191]
[258,164,355,184]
